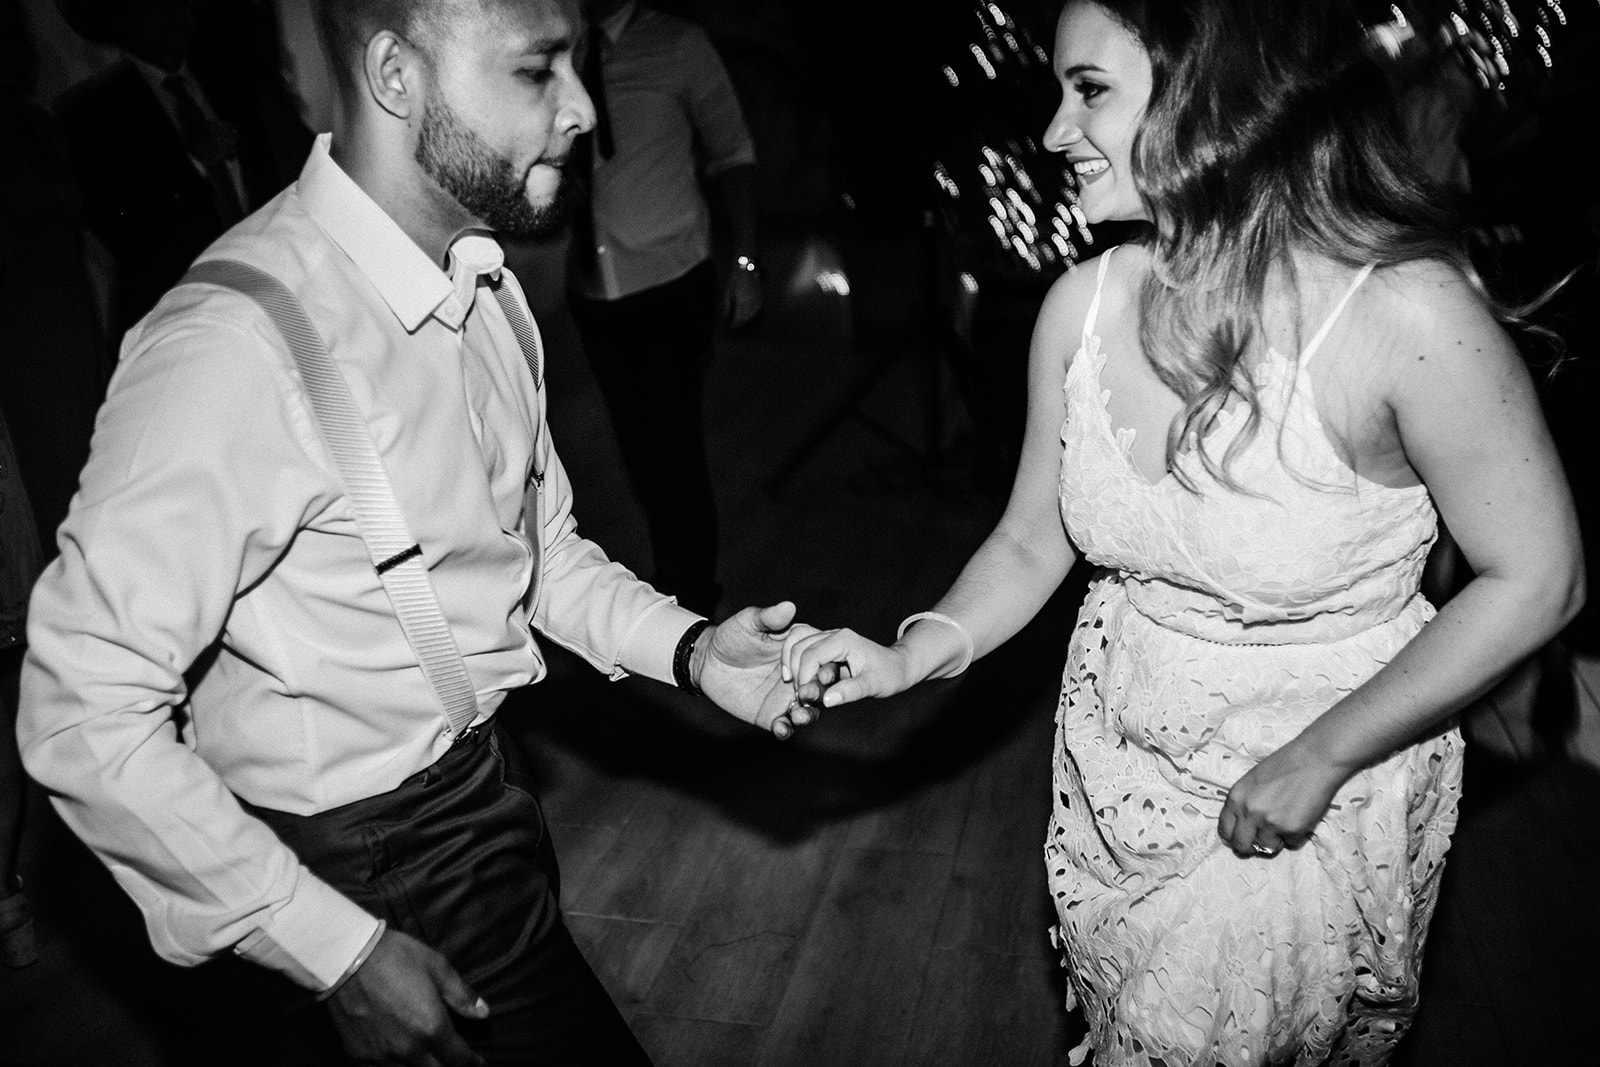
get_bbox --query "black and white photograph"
[1,1,1597,1064]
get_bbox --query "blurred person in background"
[0,405,44,970]
[54,0,312,335]
[566,0,763,616]
[0,0,107,973]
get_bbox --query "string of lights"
[1450,0,1578,86]
[932,2,1093,281]
[1381,0,1598,98]
[932,0,1594,282]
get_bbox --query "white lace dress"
[1047,251,1464,1067]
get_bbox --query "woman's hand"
[1217,740,1353,858]
[781,628,913,709]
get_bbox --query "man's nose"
[564,71,597,136]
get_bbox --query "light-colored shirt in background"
[571,2,757,300]
[19,134,699,993]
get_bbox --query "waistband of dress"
[1112,576,1430,647]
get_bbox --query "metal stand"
[765,214,974,493]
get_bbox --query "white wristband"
[896,611,974,678]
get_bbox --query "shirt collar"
[442,232,506,327]
[601,2,636,43]
[298,133,490,333]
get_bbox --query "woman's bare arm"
[784,257,1104,701]
[1221,259,1585,854]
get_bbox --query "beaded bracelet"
[896,611,975,678]
[673,619,713,695]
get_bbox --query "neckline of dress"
[1070,333,1427,498]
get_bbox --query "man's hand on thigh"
[327,928,488,1067]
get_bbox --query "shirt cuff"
[613,599,705,685]
[233,867,383,992]
[315,919,387,1002]
[704,151,757,177]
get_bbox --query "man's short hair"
[311,0,459,88]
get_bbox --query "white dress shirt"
[570,2,757,300]
[18,134,700,992]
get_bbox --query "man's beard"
[414,94,573,239]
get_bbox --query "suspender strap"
[489,274,542,389]
[181,259,481,734]
[486,273,546,604]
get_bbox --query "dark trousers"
[228,724,653,1067]
[569,262,720,614]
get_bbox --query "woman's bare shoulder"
[1361,257,1499,344]
[1035,244,1150,356]
[1096,242,1153,308]
[1334,257,1510,389]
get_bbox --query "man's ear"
[360,29,426,122]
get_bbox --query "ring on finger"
[1251,842,1280,857]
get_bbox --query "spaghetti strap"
[1082,246,1118,346]
[1300,263,1375,367]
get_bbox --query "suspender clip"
[376,544,423,575]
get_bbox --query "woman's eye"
[1076,80,1106,102]
[520,68,555,85]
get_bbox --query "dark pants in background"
[570,262,721,615]
[229,723,652,1067]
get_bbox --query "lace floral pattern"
[1046,283,1463,1066]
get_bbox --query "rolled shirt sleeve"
[18,293,380,991]
[681,25,756,177]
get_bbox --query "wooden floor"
[3,231,1598,1065]
[504,228,1085,1066]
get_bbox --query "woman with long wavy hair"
[780,0,1584,1063]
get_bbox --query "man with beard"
[17,2,815,1064]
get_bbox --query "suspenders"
[180,259,544,735]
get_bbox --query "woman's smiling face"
[1043,1,1154,225]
